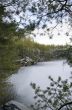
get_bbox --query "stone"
[3,100,30,110]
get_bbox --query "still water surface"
[8,60,72,106]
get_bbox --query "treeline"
[66,46,72,65]
[16,37,56,63]
[0,36,72,73]
[15,38,65,64]
[0,37,71,70]
[16,38,72,63]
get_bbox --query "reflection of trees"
[67,46,72,65]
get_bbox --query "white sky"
[34,35,70,45]
[31,23,72,45]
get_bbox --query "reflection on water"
[8,60,72,106]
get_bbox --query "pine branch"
[58,101,72,110]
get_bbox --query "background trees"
[0,0,72,106]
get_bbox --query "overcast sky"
[12,4,72,46]
[34,35,70,45]
[31,23,72,45]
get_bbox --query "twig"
[58,101,72,110]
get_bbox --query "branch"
[58,101,72,110]
[47,0,68,16]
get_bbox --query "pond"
[8,60,72,106]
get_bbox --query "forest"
[0,0,72,110]
[0,35,72,73]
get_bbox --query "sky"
[15,14,72,45]
[9,2,72,46]
[8,3,72,45]
[33,35,70,45]
[31,23,72,46]
[32,30,71,45]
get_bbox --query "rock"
[16,57,37,66]
[3,100,30,110]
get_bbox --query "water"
[8,60,72,106]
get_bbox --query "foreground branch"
[58,101,72,110]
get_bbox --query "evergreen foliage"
[31,74,72,110]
